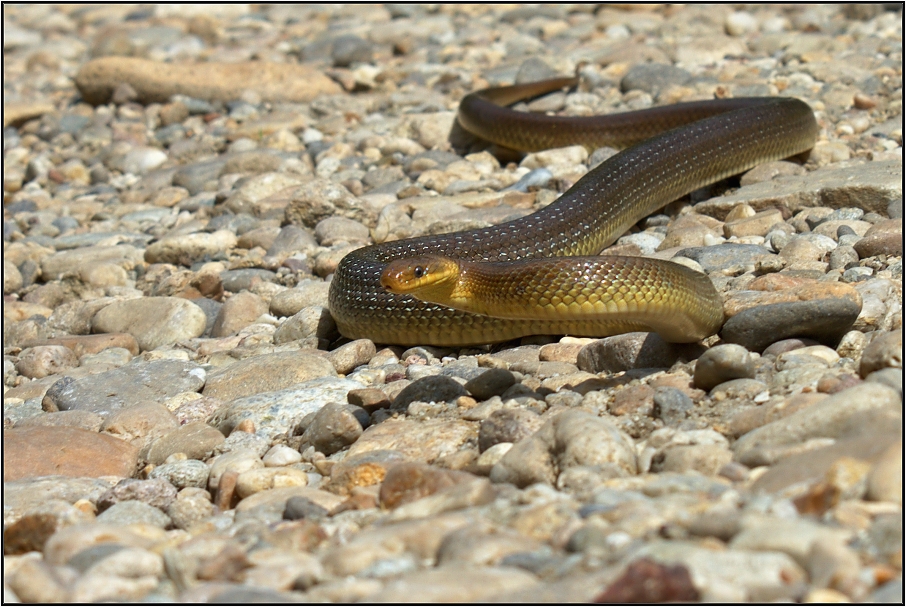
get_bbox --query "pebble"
[577,333,692,373]
[2,5,901,602]
[210,291,267,338]
[100,402,179,449]
[859,330,902,377]
[75,57,341,104]
[42,358,204,417]
[393,375,468,409]
[15,344,79,379]
[91,297,208,351]
[866,441,902,505]
[208,377,364,439]
[490,410,636,488]
[734,383,901,466]
[346,417,475,463]
[652,387,694,425]
[3,426,138,480]
[95,500,172,528]
[693,344,755,390]
[478,408,544,453]
[142,421,225,465]
[301,402,369,455]
[326,338,376,375]
[262,444,302,467]
[465,368,517,400]
[696,160,902,219]
[721,297,861,353]
[148,459,210,489]
[201,351,336,402]
[272,305,337,345]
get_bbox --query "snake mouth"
[379,255,460,296]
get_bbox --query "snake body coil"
[328,78,818,346]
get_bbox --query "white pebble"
[302,127,324,143]
[604,24,631,40]
[263,444,303,467]
[760,16,790,33]
[726,11,758,36]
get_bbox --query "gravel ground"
[3,4,903,603]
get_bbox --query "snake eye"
[413,266,425,279]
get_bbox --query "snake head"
[380,255,460,298]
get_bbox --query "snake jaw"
[380,255,460,299]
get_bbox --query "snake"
[327,77,818,347]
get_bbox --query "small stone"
[97,478,177,512]
[578,333,693,373]
[22,334,140,358]
[652,387,694,425]
[490,410,636,488]
[866,367,903,396]
[273,305,337,344]
[324,449,407,496]
[362,564,537,603]
[346,418,475,464]
[652,444,733,476]
[866,441,902,505]
[3,513,64,555]
[148,459,210,490]
[92,297,207,352]
[43,359,204,417]
[76,57,341,105]
[209,448,264,492]
[594,558,699,603]
[236,467,309,499]
[283,495,329,521]
[393,375,468,409]
[4,259,24,293]
[220,268,279,293]
[234,486,343,524]
[379,462,479,509]
[15,345,79,379]
[465,368,517,400]
[263,444,302,467]
[314,216,370,246]
[347,387,391,412]
[145,230,238,265]
[723,208,783,238]
[730,517,851,568]
[101,402,179,449]
[693,344,755,390]
[859,331,902,378]
[202,351,337,402]
[3,426,138,481]
[143,422,225,465]
[734,383,900,466]
[302,402,369,455]
[80,263,128,288]
[621,63,691,95]
[721,298,861,352]
[6,557,71,603]
[95,500,171,528]
[478,408,543,453]
[327,339,376,375]
[436,522,542,567]
[269,283,329,319]
[854,220,903,258]
[209,376,364,439]
[211,291,268,338]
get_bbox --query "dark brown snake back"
[328,79,818,346]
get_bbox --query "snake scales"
[328,77,818,346]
